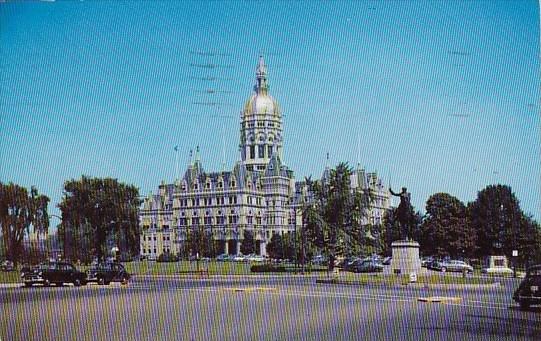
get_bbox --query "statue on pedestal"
[389,187,414,240]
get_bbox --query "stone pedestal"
[384,240,426,275]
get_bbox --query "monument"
[384,187,426,276]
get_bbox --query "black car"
[513,264,541,310]
[86,262,131,285]
[22,262,87,287]
[349,260,384,273]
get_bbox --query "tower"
[239,56,283,172]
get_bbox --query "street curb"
[315,279,501,290]
[134,274,321,279]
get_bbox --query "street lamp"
[50,214,63,261]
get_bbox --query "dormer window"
[231,181,236,188]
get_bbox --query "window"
[192,217,200,226]
[256,217,262,225]
[217,216,225,225]
[204,216,212,225]
[258,145,265,158]
[268,145,273,156]
[250,146,255,159]
[247,216,253,224]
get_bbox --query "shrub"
[157,251,179,262]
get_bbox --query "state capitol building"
[139,57,390,259]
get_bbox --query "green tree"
[513,214,541,266]
[186,227,215,258]
[303,163,370,270]
[468,184,527,258]
[266,233,283,259]
[58,176,141,261]
[420,193,476,258]
[240,230,255,255]
[266,233,296,260]
[0,182,49,264]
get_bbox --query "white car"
[482,267,514,276]
[246,255,265,262]
[233,254,246,262]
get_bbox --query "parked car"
[421,257,434,268]
[342,258,364,271]
[233,254,246,262]
[513,264,541,310]
[481,266,514,276]
[429,260,473,273]
[22,262,87,287]
[337,257,359,269]
[1,260,15,272]
[349,260,384,273]
[86,262,131,285]
[216,254,230,262]
[382,257,392,265]
[311,255,327,266]
[245,254,265,262]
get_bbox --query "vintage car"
[427,260,473,273]
[22,262,87,287]
[86,262,131,285]
[513,264,541,310]
[349,260,384,273]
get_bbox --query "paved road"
[1,275,539,340]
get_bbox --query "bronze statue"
[389,187,414,240]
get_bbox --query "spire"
[195,145,201,163]
[189,149,193,166]
[326,152,330,169]
[255,55,268,95]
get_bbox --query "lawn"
[0,271,22,284]
[123,260,253,276]
[318,271,497,286]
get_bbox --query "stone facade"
[139,57,390,260]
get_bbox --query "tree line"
[1,168,541,266]
[299,163,541,270]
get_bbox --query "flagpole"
[174,146,179,181]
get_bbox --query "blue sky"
[1,1,540,225]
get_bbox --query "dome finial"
[255,55,268,94]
